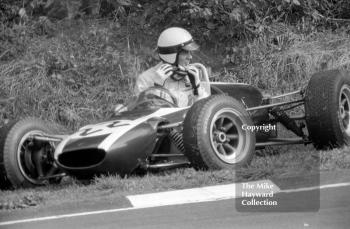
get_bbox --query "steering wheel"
[138,86,178,107]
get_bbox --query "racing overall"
[134,63,210,107]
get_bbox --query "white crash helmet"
[157,27,199,65]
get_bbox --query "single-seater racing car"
[1,64,349,189]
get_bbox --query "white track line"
[0,207,136,226]
[1,181,350,226]
[280,182,350,193]
[127,180,279,208]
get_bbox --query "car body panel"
[53,83,268,177]
[210,83,263,107]
[54,107,188,176]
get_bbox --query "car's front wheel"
[183,95,256,170]
[0,117,63,189]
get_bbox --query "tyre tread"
[2,117,58,188]
[305,69,350,149]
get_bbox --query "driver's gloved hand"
[186,66,200,85]
[185,66,201,95]
[156,64,175,81]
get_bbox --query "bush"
[129,0,350,44]
[220,29,350,92]
[0,20,143,129]
[1,0,350,129]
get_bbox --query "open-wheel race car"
[1,64,350,189]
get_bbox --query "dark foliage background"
[1,0,350,129]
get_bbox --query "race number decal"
[107,121,129,128]
[78,120,130,137]
[79,128,103,136]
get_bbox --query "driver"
[134,27,210,107]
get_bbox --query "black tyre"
[183,95,256,170]
[0,125,12,189]
[305,69,350,149]
[0,117,62,189]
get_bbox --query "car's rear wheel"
[305,69,350,149]
[0,117,63,189]
[183,95,256,170]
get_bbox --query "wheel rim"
[17,131,57,184]
[339,85,350,136]
[209,108,248,164]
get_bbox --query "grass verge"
[1,146,349,211]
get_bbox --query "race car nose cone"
[58,148,106,168]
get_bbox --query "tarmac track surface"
[1,185,349,229]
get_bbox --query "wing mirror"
[114,104,128,114]
[114,99,127,114]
